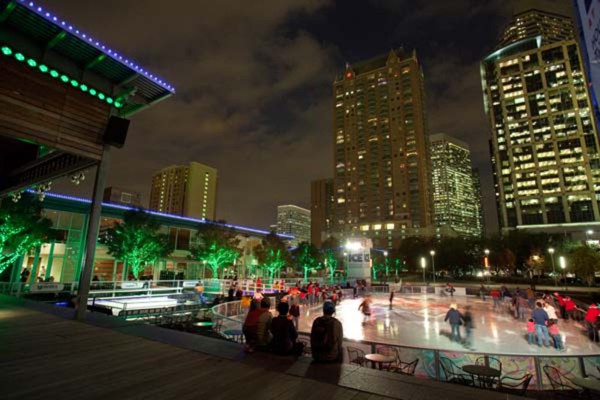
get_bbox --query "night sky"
[45,0,571,233]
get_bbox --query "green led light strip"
[1,44,124,109]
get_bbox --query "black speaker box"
[103,116,130,148]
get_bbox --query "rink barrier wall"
[211,299,600,392]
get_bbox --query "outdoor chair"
[439,357,474,386]
[393,358,419,376]
[543,365,582,397]
[347,346,366,367]
[476,356,503,374]
[497,373,533,397]
[376,345,395,356]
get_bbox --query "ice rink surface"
[297,294,600,356]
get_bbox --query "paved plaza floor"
[297,294,600,356]
[0,295,522,400]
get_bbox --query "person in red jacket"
[584,304,600,342]
[491,288,501,311]
[564,296,576,321]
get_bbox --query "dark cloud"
[45,0,573,234]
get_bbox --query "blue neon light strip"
[36,191,294,239]
[17,0,175,93]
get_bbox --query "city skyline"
[45,0,572,233]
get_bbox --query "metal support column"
[75,145,111,321]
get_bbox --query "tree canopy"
[101,209,172,279]
[568,245,600,286]
[320,236,340,279]
[189,222,240,278]
[255,232,290,278]
[0,194,54,275]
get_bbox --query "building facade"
[481,9,600,234]
[149,161,217,220]
[7,192,291,285]
[472,168,485,234]
[276,205,311,247]
[430,133,482,237]
[310,178,334,247]
[103,187,142,207]
[333,49,433,249]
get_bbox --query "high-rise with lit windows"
[333,49,433,249]
[149,162,217,220]
[277,205,310,247]
[481,9,600,233]
[430,133,481,237]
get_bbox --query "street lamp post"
[559,256,567,291]
[430,250,436,285]
[548,247,557,287]
[420,256,426,284]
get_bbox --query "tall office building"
[481,9,600,233]
[471,168,485,235]
[430,133,482,237]
[149,162,217,220]
[310,178,334,247]
[333,48,433,249]
[277,205,310,247]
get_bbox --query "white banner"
[29,283,64,293]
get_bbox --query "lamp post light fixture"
[420,256,426,284]
[430,250,436,284]
[548,247,557,287]
[559,255,567,291]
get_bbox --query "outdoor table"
[570,377,600,393]
[223,329,244,343]
[365,353,396,370]
[461,365,501,388]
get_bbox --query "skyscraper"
[471,168,485,234]
[333,49,432,249]
[430,133,482,237]
[310,178,334,247]
[276,205,310,247]
[481,9,600,233]
[149,161,217,220]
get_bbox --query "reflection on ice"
[297,293,598,356]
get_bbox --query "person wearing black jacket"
[269,302,303,356]
[444,304,464,342]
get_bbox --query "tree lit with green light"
[189,222,240,278]
[101,210,172,279]
[320,237,341,280]
[255,232,289,279]
[0,194,54,275]
[292,241,319,281]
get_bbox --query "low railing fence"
[210,299,600,392]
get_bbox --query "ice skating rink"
[298,294,600,356]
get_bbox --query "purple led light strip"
[35,191,294,239]
[17,0,175,93]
